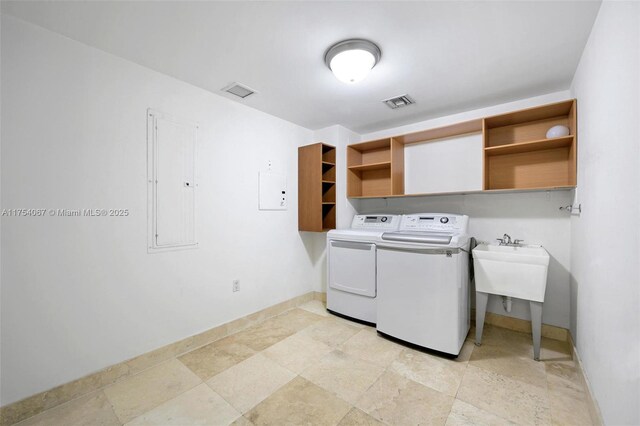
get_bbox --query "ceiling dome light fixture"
[324,39,381,84]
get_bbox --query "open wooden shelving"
[484,135,573,156]
[483,99,577,190]
[345,99,577,198]
[347,138,403,197]
[298,143,336,232]
[347,161,392,172]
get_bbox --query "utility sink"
[472,243,550,360]
[473,244,549,302]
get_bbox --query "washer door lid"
[382,232,452,245]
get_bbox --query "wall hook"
[559,204,581,214]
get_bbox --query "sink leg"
[530,301,543,361]
[475,291,489,346]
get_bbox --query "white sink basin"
[472,244,549,302]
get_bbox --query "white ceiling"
[2,1,601,133]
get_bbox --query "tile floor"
[15,301,593,425]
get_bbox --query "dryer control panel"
[351,214,401,230]
[399,213,468,234]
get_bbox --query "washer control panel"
[351,214,401,230]
[399,213,468,234]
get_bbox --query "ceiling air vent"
[222,82,256,99]
[383,94,415,109]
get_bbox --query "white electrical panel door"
[148,110,197,252]
[259,171,287,210]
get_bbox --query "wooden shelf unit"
[298,143,336,232]
[344,99,577,198]
[484,135,573,156]
[347,138,404,197]
[347,161,392,172]
[483,99,577,190]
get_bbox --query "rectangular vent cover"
[383,94,415,109]
[222,82,255,99]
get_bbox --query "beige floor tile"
[124,383,240,426]
[445,399,516,426]
[15,391,120,426]
[390,347,468,397]
[341,329,403,367]
[298,317,361,347]
[469,344,547,389]
[226,317,297,352]
[474,325,536,358]
[475,325,571,361]
[548,391,593,425]
[545,360,591,425]
[546,372,587,402]
[103,359,201,423]
[271,308,326,332]
[338,408,385,426]
[263,332,333,374]
[457,365,551,425]
[301,350,385,404]
[245,376,351,426]
[539,337,572,361]
[14,307,588,426]
[356,371,454,426]
[229,416,254,426]
[178,336,256,380]
[298,300,329,317]
[226,309,323,352]
[206,353,296,414]
[544,359,581,384]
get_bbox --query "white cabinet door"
[148,110,197,252]
[329,241,376,297]
[404,133,483,194]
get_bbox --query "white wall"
[569,1,640,424]
[0,16,320,405]
[354,91,575,329]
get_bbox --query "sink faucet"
[497,234,524,246]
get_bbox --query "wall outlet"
[232,280,240,292]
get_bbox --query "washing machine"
[326,214,401,324]
[376,213,470,356]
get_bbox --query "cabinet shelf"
[347,138,403,197]
[299,143,336,232]
[322,162,336,181]
[347,161,391,171]
[484,136,574,156]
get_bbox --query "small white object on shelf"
[546,125,570,139]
